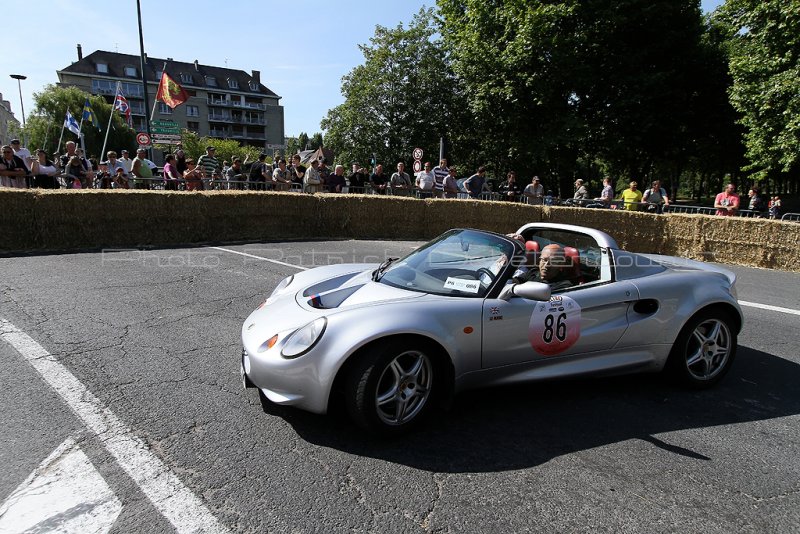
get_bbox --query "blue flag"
[82,99,100,130]
[64,110,81,136]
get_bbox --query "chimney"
[251,70,261,83]
[167,57,173,62]
[77,44,83,61]
[194,60,199,71]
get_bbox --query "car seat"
[563,246,584,284]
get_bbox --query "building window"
[124,66,137,77]
[158,102,173,114]
[155,70,163,80]
[187,121,199,132]
[96,63,108,74]
[180,73,193,84]
[186,105,199,117]
[228,78,239,89]
[205,75,217,87]
[249,81,259,91]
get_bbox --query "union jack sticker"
[490,306,500,315]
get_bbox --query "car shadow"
[266,346,800,473]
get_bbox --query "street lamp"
[9,74,27,146]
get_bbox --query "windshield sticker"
[529,295,581,355]
[444,277,481,294]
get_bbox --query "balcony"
[242,117,266,125]
[209,129,230,138]
[207,97,266,110]
[208,113,233,123]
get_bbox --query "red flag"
[156,72,189,109]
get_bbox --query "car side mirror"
[498,281,552,302]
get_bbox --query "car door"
[481,280,639,368]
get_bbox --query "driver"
[514,244,575,291]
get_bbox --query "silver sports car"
[241,223,742,434]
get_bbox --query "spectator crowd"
[0,138,786,219]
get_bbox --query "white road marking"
[209,246,308,270]
[739,300,800,317]
[0,437,122,534]
[0,318,230,534]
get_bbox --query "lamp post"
[9,74,27,146]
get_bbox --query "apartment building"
[57,46,284,149]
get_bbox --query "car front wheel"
[346,342,436,434]
[667,310,737,388]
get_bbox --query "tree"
[322,7,465,169]
[297,132,309,151]
[177,130,263,165]
[310,132,324,150]
[438,0,722,193]
[23,84,135,159]
[716,0,800,186]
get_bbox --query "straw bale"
[202,191,319,242]
[421,199,542,239]
[0,190,37,251]
[661,214,705,260]
[545,206,668,253]
[315,194,424,239]
[689,215,800,271]
[4,190,799,272]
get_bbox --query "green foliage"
[310,132,324,150]
[175,129,263,164]
[716,0,800,181]
[437,0,731,193]
[322,7,465,168]
[23,84,136,159]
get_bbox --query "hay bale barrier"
[1,190,798,272]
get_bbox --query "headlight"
[281,317,327,358]
[264,275,294,306]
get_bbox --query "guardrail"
[782,212,800,222]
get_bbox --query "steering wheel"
[476,267,496,285]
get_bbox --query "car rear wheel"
[667,310,737,388]
[346,342,436,434]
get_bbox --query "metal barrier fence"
[9,175,799,221]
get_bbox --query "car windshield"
[377,229,515,297]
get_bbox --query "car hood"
[242,264,425,350]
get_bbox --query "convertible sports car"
[241,223,742,433]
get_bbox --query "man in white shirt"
[10,139,31,172]
[415,161,435,198]
[523,176,544,205]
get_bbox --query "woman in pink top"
[163,154,182,190]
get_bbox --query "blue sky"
[2,0,724,140]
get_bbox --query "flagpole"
[100,84,119,160]
[42,115,54,151]
[56,105,68,155]
[150,62,167,123]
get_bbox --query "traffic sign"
[150,120,180,135]
[136,132,151,146]
[413,160,423,173]
[413,147,423,161]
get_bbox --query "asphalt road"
[1,240,799,533]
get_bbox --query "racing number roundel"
[528,295,581,356]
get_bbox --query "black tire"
[345,341,438,435]
[666,309,737,388]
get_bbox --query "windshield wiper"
[372,257,399,281]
